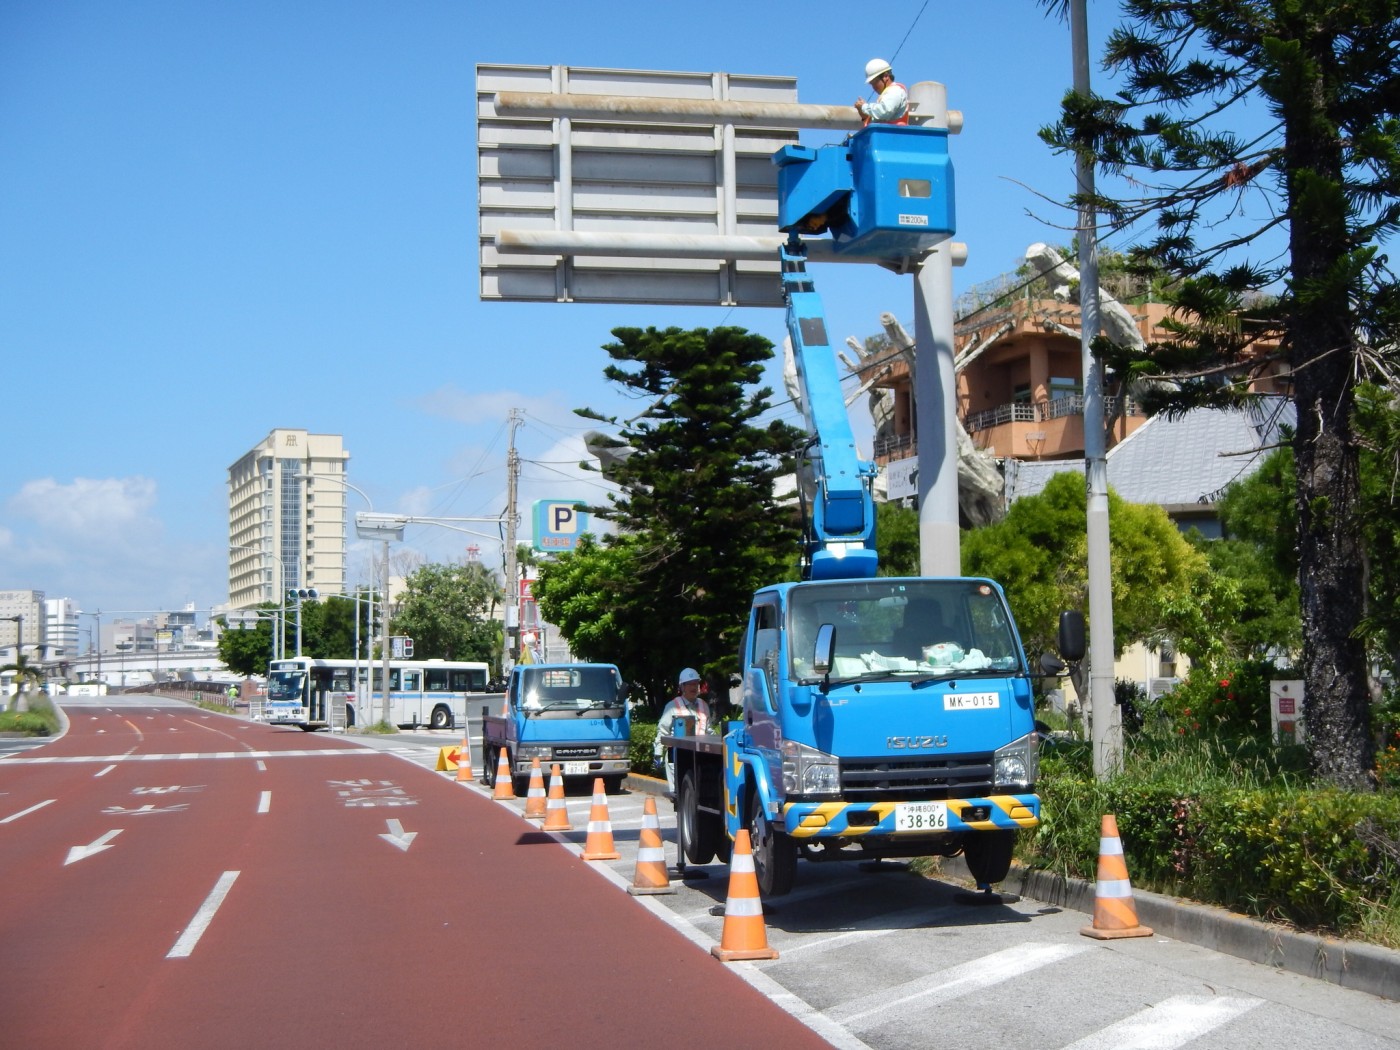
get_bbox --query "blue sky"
[1,0,1114,621]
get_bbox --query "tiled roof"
[1003,396,1295,506]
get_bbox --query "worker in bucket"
[654,667,712,794]
[855,58,908,126]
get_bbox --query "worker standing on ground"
[855,58,908,126]
[654,667,712,794]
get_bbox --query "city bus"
[264,657,491,731]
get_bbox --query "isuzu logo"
[887,735,949,749]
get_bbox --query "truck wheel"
[678,772,717,865]
[962,830,1017,887]
[747,791,796,897]
[603,775,626,796]
[429,706,452,730]
[483,746,499,788]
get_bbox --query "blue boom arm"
[780,235,879,581]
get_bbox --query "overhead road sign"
[477,63,801,307]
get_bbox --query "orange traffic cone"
[542,763,573,831]
[492,748,516,800]
[1080,814,1154,940]
[710,829,778,961]
[456,734,473,783]
[628,796,676,896]
[581,778,621,861]
[523,758,546,817]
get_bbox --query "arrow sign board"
[65,829,122,866]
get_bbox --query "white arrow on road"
[65,829,122,866]
[379,818,417,852]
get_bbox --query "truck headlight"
[599,743,628,759]
[993,732,1039,789]
[518,745,552,761]
[781,740,841,797]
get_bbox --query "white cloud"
[10,476,159,537]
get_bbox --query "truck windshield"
[266,670,306,702]
[518,667,622,713]
[787,580,1025,681]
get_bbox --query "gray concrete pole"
[381,538,392,727]
[909,81,962,577]
[1071,0,1122,776]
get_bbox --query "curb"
[939,855,1400,1003]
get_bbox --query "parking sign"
[532,500,589,552]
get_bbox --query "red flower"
[1219,678,1230,688]
[1183,708,1192,716]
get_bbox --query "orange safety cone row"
[1080,814,1154,940]
[581,778,621,861]
[628,796,676,896]
[523,758,547,817]
[711,829,778,961]
[541,763,573,831]
[456,734,473,783]
[492,748,516,800]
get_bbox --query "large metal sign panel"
[477,64,800,307]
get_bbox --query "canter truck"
[666,120,1074,898]
[480,662,631,795]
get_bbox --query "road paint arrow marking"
[379,818,417,851]
[167,870,240,958]
[1,799,55,824]
[101,804,188,815]
[258,791,271,813]
[64,829,122,865]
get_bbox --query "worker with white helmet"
[855,58,908,126]
[654,666,712,794]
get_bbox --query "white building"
[228,429,350,609]
[43,597,80,659]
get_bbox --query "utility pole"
[1071,0,1122,778]
[501,408,521,678]
[380,538,392,727]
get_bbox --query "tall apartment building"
[228,429,349,609]
[44,597,80,658]
[0,589,46,659]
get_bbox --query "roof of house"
[1003,396,1295,507]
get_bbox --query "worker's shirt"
[655,696,712,755]
[864,81,909,125]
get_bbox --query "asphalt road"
[0,695,830,1049]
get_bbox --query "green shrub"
[0,692,59,736]
[1157,658,1275,743]
[630,721,658,774]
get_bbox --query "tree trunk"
[1285,45,1375,789]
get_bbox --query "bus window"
[402,671,421,692]
[425,668,449,692]
[450,669,486,692]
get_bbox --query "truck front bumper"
[781,793,1040,838]
[513,758,630,779]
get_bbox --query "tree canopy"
[1041,0,1400,788]
[391,562,501,666]
[535,325,804,707]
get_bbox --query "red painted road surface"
[0,701,832,1049]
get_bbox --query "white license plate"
[894,801,948,832]
[944,692,999,711]
[562,761,590,775]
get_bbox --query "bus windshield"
[266,670,306,702]
[788,579,1025,682]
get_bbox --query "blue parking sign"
[532,500,589,552]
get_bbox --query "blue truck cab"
[480,662,631,794]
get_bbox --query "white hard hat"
[865,58,892,84]
[678,667,701,684]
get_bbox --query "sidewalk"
[626,771,1400,1002]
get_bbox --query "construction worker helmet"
[865,58,892,84]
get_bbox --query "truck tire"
[747,790,796,897]
[482,746,499,788]
[962,829,1016,887]
[603,775,626,796]
[429,706,452,730]
[678,772,718,865]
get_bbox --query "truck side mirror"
[1038,651,1067,676]
[813,623,836,675]
[1058,610,1086,663]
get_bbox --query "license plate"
[944,692,999,710]
[562,761,590,776]
[894,801,948,832]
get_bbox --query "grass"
[0,692,61,736]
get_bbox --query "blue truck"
[665,121,1079,898]
[480,662,632,795]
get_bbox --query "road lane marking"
[0,749,378,765]
[379,818,417,851]
[65,829,122,865]
[1,799,55,824]
[1058,994,1262,1050]
[256,760,266,771]
[95,764,117,777]
[167,870,240,959]
[828,941,1092,1027]
[258,791,271,813]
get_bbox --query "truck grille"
[553,746,599,760]
[840,753,994,802]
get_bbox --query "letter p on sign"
[532,499,589,552]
